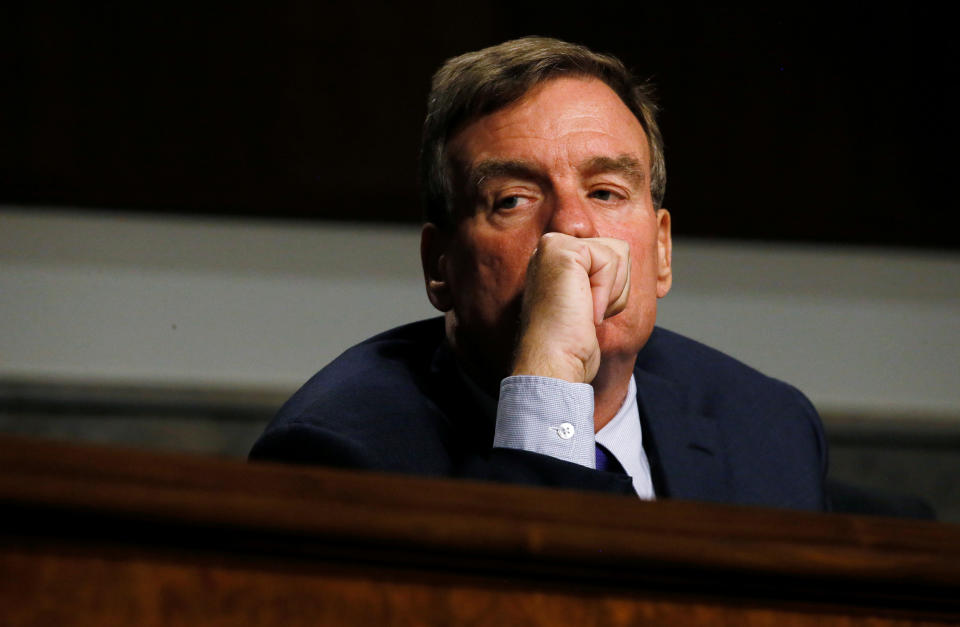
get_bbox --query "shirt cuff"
[493,375,595,468]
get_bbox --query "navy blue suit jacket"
[250,317,827,511]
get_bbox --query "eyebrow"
[466,154,646,193]
[579,155,646,189]
[469,159,546,192]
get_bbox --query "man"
[251,37,827,510]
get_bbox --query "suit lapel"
[633,366,730,503]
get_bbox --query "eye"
[495,194,533,211]
[498,196,522,209]
[589,189,617,202]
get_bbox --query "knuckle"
[537,232,562,251]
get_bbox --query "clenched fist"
[511,233,631,384]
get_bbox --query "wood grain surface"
[2,435,959,625]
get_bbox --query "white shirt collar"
[595,375,655,499]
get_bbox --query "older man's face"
[426,77,672,378]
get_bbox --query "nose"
[545,190,598,238]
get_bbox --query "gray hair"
[420,36,666,229]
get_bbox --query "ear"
[655,208,673,298]
[421,223,453,312]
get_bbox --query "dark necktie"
[595,443,625,474]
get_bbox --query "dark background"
[3,2,956,249]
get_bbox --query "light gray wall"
[2,206,959,423]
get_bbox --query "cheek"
[454,233,535,313]
[617,225,663,324]
[606,220,658,290]
[630,240,659,292]
[597,231,660,352]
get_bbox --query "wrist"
[511,342,589,383]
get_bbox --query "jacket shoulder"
[249,318,452,472]
[638,327,827,510]
[638,326,810,413]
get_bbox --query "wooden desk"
[1,434,958,625]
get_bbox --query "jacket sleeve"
[249,419,637,496]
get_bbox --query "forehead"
[449,77,650,170]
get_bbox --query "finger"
[586,238,630,321]
[592,276,613,325]
[605,242,630,318]
[585,241,622,325]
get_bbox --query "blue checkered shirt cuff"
[493,375,595,469]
